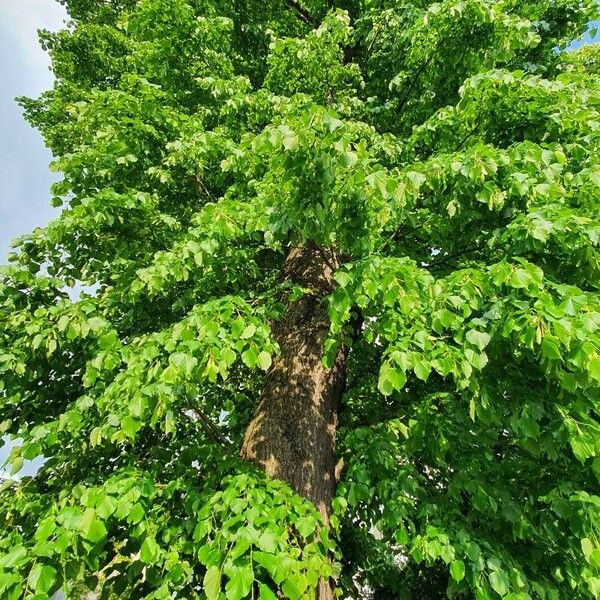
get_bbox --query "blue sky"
[0,0,67,262]
[571,22,600,48]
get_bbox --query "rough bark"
[241,244,347,600]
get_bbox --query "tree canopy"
[1,0,600,598]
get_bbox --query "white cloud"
[0,0,67,90]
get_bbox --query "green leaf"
[0,546,28,569]
[582,537,594,561]
[466,330,491,351]
[340,151,358,168]
[296,516,316,538]
[121,415,142,439]
[519,417,539,438]
[282,573,309,600]
[35,518,56,542]
[450,560,465,582]
[87,316,107,332]
[204,566,221,600]
[589,355,600,382]
[378,362,406,396]
[27,564,57,594]
[489,570,510,596]
[198,544,221,567]
[140,537,161,564]
[240,324,257,339]
[98,331,119,351]
[79,509,107,543]
[9,456,23,476]
[282,129,299,151]
[395,526,409,545]
[414,358,432,381]
[170,351,197,374]
[225,565,254,600]
[469,398,476,421]
[128,396,146,418]
[96,495,117,519]
[465,349,488,370]
[230,538,251,560]
[257,351,272,371]
[90,427,102,447]
[253,552,288,585]
[128,503,145,524]
[258,584,278,600]
[570,434,596,462]
[241,348,258,368]
[541,336,562,360]
[257,531,278,553]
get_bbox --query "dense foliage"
[1,0,600,598]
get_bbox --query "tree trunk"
[241,244,347,600]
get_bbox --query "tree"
[0,0,599,598]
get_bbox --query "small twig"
[365,20,384,64]
[195,174,213,201]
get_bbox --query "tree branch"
[456,119,482,151]
[396,53,435,116]
[284,0,315,25]
[429,244,482,269]
[380,220,425,254]
[189,408,231,447]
